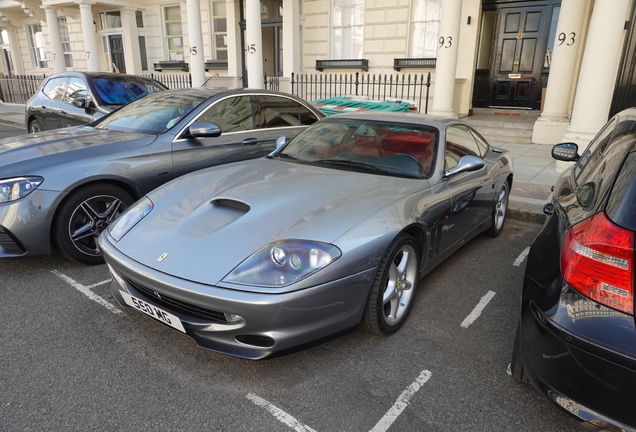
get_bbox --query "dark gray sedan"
[98,113,513,359]
[1,88,323,264]
[25,72,167,133]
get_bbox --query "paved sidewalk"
[0,101,556,223]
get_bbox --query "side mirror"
[552,142,580,162]
[71,97,86,108]
[275,136,286,150]
[443,155,485,179]
[188,121,222,138]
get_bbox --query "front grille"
[124,277,228,323]
[0,226,25,253]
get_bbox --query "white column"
[186,0,206,87]
[430,0,462,117]
[6,26,24,75]
[120,8,142,74]
[42,6,66,73]
[538,0,586,121]
[562,0,630,146]
[76,1,100,72]
[282,0,300,78]
[245,0,263,88]
[226,0,241,78]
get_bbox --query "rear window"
[92,77,165,106]
[606,150,636,231]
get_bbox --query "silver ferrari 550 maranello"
[99,112,513,359]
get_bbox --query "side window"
[297,103,319,126]
[470,128,489,156]
[63,77,88,104]
[574,116,618,185]
[257,95,301,128]
[197,96,254,133]
[445,125,481,170]
[41,77,68,101]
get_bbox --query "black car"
[25,72,167,133]
[512,108,636,431]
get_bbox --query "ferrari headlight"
[108,197,153,242]
[223,240,341,287]
[0,176,43,203]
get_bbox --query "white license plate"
[120,291,186,333]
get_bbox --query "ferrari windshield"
[275,119,439,178]
[94,92,208,134]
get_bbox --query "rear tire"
[485,180,509,238]
[511,324,530,383]
[53,183,134,265]
[361,233,420,335]
[29,118,42,133]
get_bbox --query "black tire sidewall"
[362,233,420,335]
[53,184,134,265]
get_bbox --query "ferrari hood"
[0,127,154,177]
[114,158,428,286]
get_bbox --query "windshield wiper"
[270,152,298,160]
[317,159,387,173]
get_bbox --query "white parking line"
[513,247,530,266]
[461,291,496,328]
[246,393,317,432]
[369,370,432,432]
[51,270,121,315]
[86,278,112,289]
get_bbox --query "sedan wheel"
[486,181,509,237]
[29,119,42,133]
[362,233,420,335]
[53,184,134,264]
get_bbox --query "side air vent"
[214,199,250,213]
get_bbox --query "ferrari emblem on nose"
[157,253,169,262]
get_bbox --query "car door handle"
[242,137,260,145]
[60,111,67,115]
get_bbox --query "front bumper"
[0,189,63,258]
[99,233,375,360]
[520,283,636,430]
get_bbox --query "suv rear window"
[606,150,636,231]
[92,77,165,106]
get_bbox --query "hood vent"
[213,199,250,213]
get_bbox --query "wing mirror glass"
[188,121,222,138]
[443,155,485,179]
[71,97,86,108]
[276,136,286,150]
[552,142,580,162]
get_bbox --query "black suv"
[25,72,166,133]
[512,108,636,431]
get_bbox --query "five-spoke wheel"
[486,181,509,237]
[362,233,420,334]
[53,184,134,264]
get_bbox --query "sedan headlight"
[108,197,153,242]
[223,240,341,287]
[0,176,43,203]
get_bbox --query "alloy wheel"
[382,244,418,326]
[67,194,127,256]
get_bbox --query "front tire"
[29,118,42,133]
[362,233,420,335]
[53,184,134,265]
[485,180,509,237]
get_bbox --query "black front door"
[489,3,554,109]
[108,35,126,73]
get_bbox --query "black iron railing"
[140,73,192,89]
[291,72,432,114]
[0,74,46,104]
[264,74,280,91]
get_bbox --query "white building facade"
[0,0,634,147]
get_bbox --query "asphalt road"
[0,124,581,431]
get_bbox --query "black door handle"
[60,111,67,115]
[242,137,260,145]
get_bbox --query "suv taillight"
[562,211,634,315]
